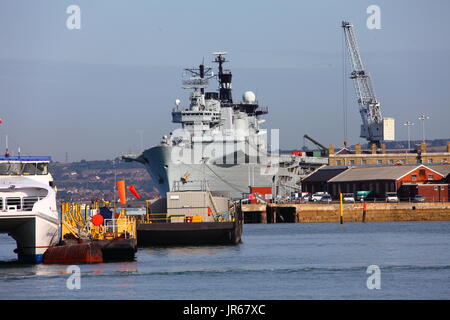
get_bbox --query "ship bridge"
[172,109,222,125]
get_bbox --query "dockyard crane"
[303,134,328,156]
[341,21,394,148]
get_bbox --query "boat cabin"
[0,156,52,213]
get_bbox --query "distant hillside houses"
[49,159,158,202]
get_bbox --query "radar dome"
[242,91,256,104]
[175,99,181,106]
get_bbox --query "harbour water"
[1,221,449,300]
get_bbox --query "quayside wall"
[241,202,450,223]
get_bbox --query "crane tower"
[341,21,394,147]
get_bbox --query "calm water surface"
[0,222,449,299]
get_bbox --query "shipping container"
[249,186,273,203]
[313,151,322,157]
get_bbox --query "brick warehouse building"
[400,164,450,202]
[400,184,449,202]
[327,164,445,200]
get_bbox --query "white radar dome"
[242,91,256,104]
[175,99,181,106]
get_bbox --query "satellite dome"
[242,91,256,104]
[175,99,181,106]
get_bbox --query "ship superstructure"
[126,53,326,199]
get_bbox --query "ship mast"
[182,62,212,94]
[212,52,233,104]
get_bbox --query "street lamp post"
[403,121,414,150]
[418,114,430,143]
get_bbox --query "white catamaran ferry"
[0,156,60,263]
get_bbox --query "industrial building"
[400,184,449,202]
[328,142,450,166]
[327,164,444,199]
[301,166,348,194]
[400,164,450,202]
[302,163,450,202]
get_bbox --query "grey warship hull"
[142,145,274,199]
[141,145,326,199]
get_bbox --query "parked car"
[311,192,326,202]
[300,192,311,200]
[343,193,355,203]
[412,195,425,203]
[385,192,399,203]
[319,194,332,203]
[356,191,374,202]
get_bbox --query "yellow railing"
[137,211,233,224]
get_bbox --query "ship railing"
[172,180,207,192]
[0,196,45,213]
[103,218,136,239]
[139,212,234,224]
[140,213,188,224]
[138,213,171,224]
[257,106,269,113]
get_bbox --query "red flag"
[128,185,141,199]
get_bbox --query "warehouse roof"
[328,164,443,183]
[429,164,450,178]
[302,165,348,183]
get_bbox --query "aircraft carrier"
[125,53,327,199]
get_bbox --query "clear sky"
[0,0,449,161]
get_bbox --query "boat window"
[6,197,21,210]
[0,163,21,175]
[36,163,48,175]
[23,197,39,211]
[0,198,3,210]
[21,163,37,175]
